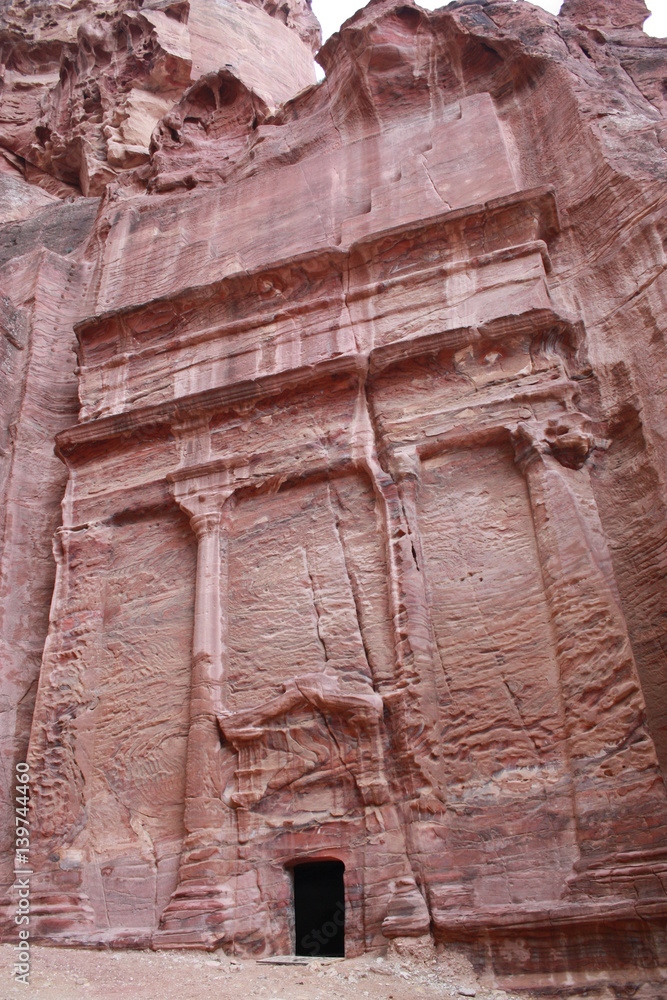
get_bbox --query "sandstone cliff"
[1,0,667,993]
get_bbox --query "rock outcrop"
[1,0,667,995]
[0,0,318,194]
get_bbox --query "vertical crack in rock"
[320,712,364,803]
[0,300,33,572]
[420,154,451,212]
[329,481,379,686]
[94,854,113,932]
[297,161,337,247]
[501,678,540,757]
[351,373,450,807]
[302,550,329,669]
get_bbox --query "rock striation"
[0,0,318,194]
[1,0,667,994]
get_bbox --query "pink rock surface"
[1,0,667,991]
[0,0,317,195]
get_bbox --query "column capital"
[174,484,236,526]
[510,413,605,473]
[189,509,224,539]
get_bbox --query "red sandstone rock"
[560,0,650,31]
[1,0,667,993]
[0,0,318,194]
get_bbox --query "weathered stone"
[0,0,318,194]
[0,0,667,993]
[0,197,99,267]
[560,0,650,31]
[0,172,59,224]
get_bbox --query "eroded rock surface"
[1,0,667,994]
[0,0,318,194]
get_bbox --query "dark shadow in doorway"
[293,860,345,958]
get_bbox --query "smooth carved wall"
[28,511,195,936]
[88,512,195,932]
[418,446,576,906]
[228,476,387,700]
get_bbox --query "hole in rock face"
[292,860,345,958]
[396,6,421,30]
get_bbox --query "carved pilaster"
[389,446,427,585]
[385,444,451,775]
[154,496,237,948]
[172,417,212,469]
[351,388,452,925]
[355,407,447,801]
[511,415,667,893]
[184,511,226,835]
[3,525,103,943]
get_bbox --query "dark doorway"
[293,860,345,957]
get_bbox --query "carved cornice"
[403,377,576,460]
[77,241,557,385]
[59,373,594,529]
[73,186,560,356]
[56,354,363,459]
[56,310,575,463]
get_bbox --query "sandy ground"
[2,941,666,1000]
[0,941,532,1000]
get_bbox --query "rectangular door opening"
[293,859,345,958]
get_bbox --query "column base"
[0,888,96,945]
[153,878,233,950]
[382,877,431,937]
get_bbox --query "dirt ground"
[2,940,666,1000]
[0,940,523,1000]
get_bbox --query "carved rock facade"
[1,0,667,992]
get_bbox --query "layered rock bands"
[1,0,667,994]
